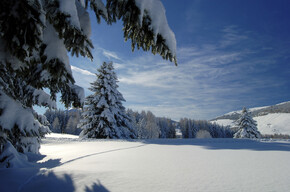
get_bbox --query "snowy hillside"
[1,133,290,192]
[211,101,290,135]
[214,101,290,120]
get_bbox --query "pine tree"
[0,0,176,167]
[79,62,136,139]
[145,111,160,139]
[52,117,61,133]
[157,117,176,138]
[234,107,261,139]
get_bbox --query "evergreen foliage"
[45,109,82,135]
[0,0,176,167]
[179,118,234,138]
[79,62,136,139]
[127,109,176,139]
[234,107,261,139]
[157,117,176,138]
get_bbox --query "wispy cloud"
[220,25,248,48]
[116,26,286,119]
[71,65,95,76]
[70,25,288,120]
[71,65,95,90]
[102,49,122,61]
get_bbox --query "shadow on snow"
[140,138,290,152]
[18,171,109,192]
[0,153,110,192]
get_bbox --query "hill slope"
[211,101,290,135]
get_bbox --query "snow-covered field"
[1,133,290,192]
[212,113,290,135]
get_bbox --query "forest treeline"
[44,109,233,139]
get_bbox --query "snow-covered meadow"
[1,133,290,192]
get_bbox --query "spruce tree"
[0,0,176,167]
[79,62,136,139]
[234,107,261,139]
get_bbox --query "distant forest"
[44,109,233,139]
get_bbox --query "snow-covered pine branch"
[107,0,177,64]
[0,0,176,167]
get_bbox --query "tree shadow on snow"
[0,153,63,192]
[26,152,61,168]
[1,152,110,192]
[19,171,75,192]
[85,181,110,192]
[16,170,110,192]
[140,138,290,152]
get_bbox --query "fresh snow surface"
[1,134,290,192]
[255,113,290,135]
[45,133,79,139]
[212,113,290,135]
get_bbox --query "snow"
[0,142,30,168]
[31,88,57,109]
[1,134,290,191]
[212,113,290,135]
[224,106,268,116]
[276,101,290,106]
[223,101,290,116]
[255,113,290,135]
[0,90,41,135]
[45,133,79,139]
[42,23,71,77]
[75,0,92,37]
[234,107,261,139]
[135,0,177,56]
[59,0,81,29]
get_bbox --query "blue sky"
[67,0,290,120]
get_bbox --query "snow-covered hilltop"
[211,101,290,135]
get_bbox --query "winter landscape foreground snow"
[1,134,290,192]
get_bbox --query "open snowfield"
[1,133,290,192]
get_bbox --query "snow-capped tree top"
[79,62,136,139]
[236,107,257,128]
[234,107,261,139]
[242,107,247,114]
